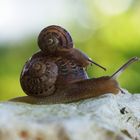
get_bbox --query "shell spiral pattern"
[20,57,58,97]
[38,25,73,53]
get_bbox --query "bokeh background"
[0,0,140,100]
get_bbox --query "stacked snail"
[10,25,140,104]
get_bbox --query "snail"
[10,25,140,104]
[38,25,107,70]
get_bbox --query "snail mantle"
[0,91,140,140]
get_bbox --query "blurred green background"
[0,0,140,101]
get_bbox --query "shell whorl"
[20,57,58,97]
[38,25,73,53]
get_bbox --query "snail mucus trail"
[10,25,140,104]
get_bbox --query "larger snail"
[10,25,140,104]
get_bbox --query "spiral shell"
[20,50,89,97]
[38,25,73,53]
[20,56,58,97]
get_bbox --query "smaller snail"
[38,25,106,70]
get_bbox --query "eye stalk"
[88,59,106,71]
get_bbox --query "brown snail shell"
[20,54,58,97]
[38,25,73,54]
[20,51,88,97]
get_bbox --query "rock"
[0,90,140,140]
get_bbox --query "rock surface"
[0,90,140,140]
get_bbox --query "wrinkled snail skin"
[10,76,119,104]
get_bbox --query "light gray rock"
[0,90,140,140]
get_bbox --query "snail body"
[11,56,139,104]
[11,76,119,104]
[10,25,140,104]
